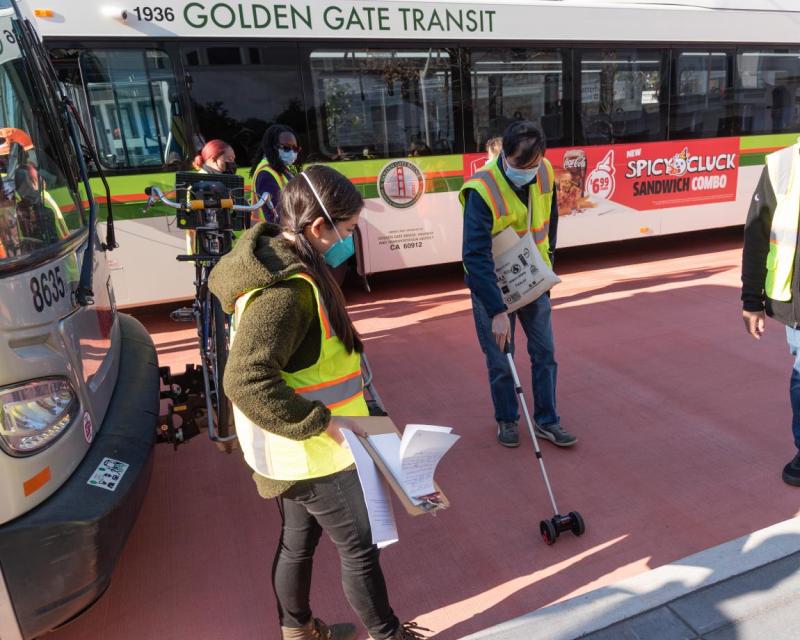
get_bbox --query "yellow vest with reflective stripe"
[765,142,800,301]
[459,157,555,267]
[250,158,291,223]
[230,272,367,480]
[43,191,69,239]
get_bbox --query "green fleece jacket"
[209,222,339,499]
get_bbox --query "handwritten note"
[368,425,459,501]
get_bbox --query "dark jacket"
[208,222,331,498]
[253,164,293,223]
[741,166,800,327]
[462,160,559,317]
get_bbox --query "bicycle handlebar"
[143,185,270,214]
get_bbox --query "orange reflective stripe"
[471,170,509,220]
[472,176,502,220]
[537,162,552,194]
[327,390,366,411]
[293,273,333,338]
[294,370,361,394]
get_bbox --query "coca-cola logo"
[563,157,586,169]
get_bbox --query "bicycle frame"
[144,185,269,445]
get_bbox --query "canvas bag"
[491,199,560,313]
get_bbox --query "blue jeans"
[471,293,559,427]
[784,327,800,451]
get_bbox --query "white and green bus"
[32,0,800,306]
[0,1,160,638]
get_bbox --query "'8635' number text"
[30,266,66,313]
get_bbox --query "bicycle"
[144,180,271,447]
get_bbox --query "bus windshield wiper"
[13,10,115,305]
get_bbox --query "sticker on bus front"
[87,458,129,492]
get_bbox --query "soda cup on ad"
[563,149,587,198]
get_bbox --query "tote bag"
[491,201,560,313]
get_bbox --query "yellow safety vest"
[230,272,368,480]
[43,191,69,239]
[250,158,292,223]
[459,157,555,267]
[765,141,800,301]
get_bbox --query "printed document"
[341,429,399,548]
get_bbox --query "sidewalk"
[466,517,800,640]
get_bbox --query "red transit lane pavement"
[49,228,800,640]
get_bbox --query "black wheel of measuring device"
[208,293,233,440]
[540,519,558,546]
[569,511,586,537]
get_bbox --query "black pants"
[273,468,399,639]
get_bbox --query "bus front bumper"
[0,313,159,640]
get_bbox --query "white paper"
[398,426,459,498]
[368,425,459,502]
[341,429,399,548]
[368,433,421,504]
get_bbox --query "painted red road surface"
[49,229,800,640]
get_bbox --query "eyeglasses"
[278,144,300,153]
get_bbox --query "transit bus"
[31,0,800,306]
[0,1,159,638]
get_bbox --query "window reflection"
[309,49,456,160]
[79,50,185,169]
[468,49,565,151]
[579,49,665,145]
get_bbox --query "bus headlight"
[0,378,79,455]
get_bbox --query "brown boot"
[281,617,357,640]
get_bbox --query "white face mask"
[503,152,539,188]
[278,148,298,165]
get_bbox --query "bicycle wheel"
[207,293,234,439]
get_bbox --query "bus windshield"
[0,11,83,267]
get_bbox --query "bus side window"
[181,44,305,167]
[669,50,734,140]
[466,48,568,153]
[577,48,668,146]
[78,49,185,170]
[735,49,800,136]
[308,48,457,160]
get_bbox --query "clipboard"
[338,416,450,516]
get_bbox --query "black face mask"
[224,161,237,175]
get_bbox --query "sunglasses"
[278,144,301,153]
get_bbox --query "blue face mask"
[503,154,539,188]
[278,148,298,165]
[300,171,356,268]
[323,234,355,268]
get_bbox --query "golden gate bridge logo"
[377,160,425,209]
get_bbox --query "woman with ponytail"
[185,139,237,253]
[209,165,427,640]
[193,139,236,175]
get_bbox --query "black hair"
[250,124,298,177]
[280,165,363,353]
[502,121,546,167]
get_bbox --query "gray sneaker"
[534,422,577,447]
[497,421,520,448]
